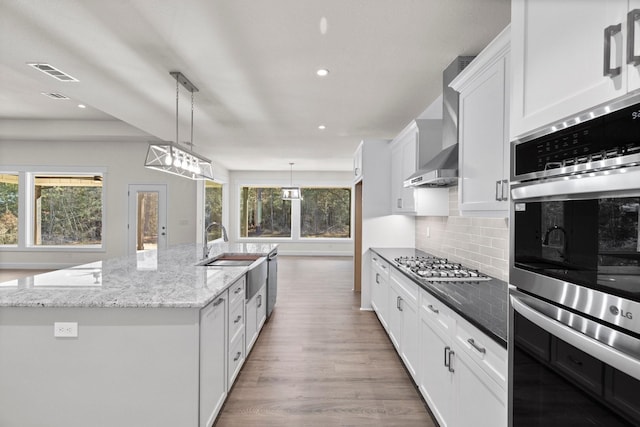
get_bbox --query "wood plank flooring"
[214,256,436,427]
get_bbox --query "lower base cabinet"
[246,283,267,355]
[199,292,228,427]
[369,256,508,427]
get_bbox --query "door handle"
[629,9,640,65]
[604,23,622,77]
[501,179,509,201]
[234,315,242,324]
[397,296,403,312]
[427,304,439,314]
[213,297,224,307]
[467,338,486,355]
[376,273,380,284]
[444,346,451,367]
[495,180,501,201]
[448,350,455,373]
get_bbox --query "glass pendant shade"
[281,186,302,200]
[145,142,214,180]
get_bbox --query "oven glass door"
[513,195,640,302]
[510,290,640,426]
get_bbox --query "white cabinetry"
[390,120,448,216]
[370,253,390,331]
[199,292,227,427]
[246,283,267,355]
[418,288,507,427]
[227,276,246,388]
[389,271,420,380]
[511,0,640,138]
[450,26,510,217]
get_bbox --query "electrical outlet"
[54,322,78,338]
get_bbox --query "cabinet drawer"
[228,331,245,388]
[229,276,246,306]
[228,299,244,342]
[420,289,454,335]
[454,316,507,389]
[371,255,390,281]
[390,271,419,305]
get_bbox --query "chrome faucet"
[203,221,228,259]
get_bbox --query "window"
[240,187,291,238]
[33,174,103,246]
[301,188,351,238]
[204,181,223,240]
[0,174,19,245]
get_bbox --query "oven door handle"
[511,291,640,381]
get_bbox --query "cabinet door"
[419,316,454,427]
[458,55,509,216]
[511,0,628,138]
[399,295,419,381]
[453,348,507,427]
[391,132,417,214]
[256,284,267,331]
[630,2,640,91]
[353,143,363,182]
[200,295,227,427]
[388,281,403,350]
[245,294,258,354]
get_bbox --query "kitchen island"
[0,243,277,427]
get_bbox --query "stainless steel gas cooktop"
[394,256,490,282]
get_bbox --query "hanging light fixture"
[144,71,214,180]
[282,162,302,200]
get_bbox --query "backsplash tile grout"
[416,187,509,282]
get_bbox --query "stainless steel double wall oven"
[509,94,640,426]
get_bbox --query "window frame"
[0,166,107,252]
[236,182,353,242]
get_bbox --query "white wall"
[229,170,354,256]
[0,140,229,269]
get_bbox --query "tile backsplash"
[415,187,509,282]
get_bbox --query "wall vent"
[27,63,79,82]
[41,92,70,100]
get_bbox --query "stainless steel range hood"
[405,56,474,188]
[403,143,458,187]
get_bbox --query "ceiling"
[0,0,510,172]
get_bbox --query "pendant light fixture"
[144,71,214,180]
[282,162,302,200]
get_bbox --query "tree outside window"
[33,175,103,246]
[240,187,291,238]
[0,174,19,245]
[301,188,351,238]
[205,181,223,240]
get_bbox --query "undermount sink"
[197,253,263,267]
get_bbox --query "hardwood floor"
[214,256,436,427]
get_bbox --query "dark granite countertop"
[371,248,508,347]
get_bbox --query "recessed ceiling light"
[27,63,79,82]
[316,69,329,77]
[318,125,326,130]
[77,104,86,109]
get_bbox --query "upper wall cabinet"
[353,143,363,182]
[390,120,448,216]
[451,26,511,218]
[511,0,640,139]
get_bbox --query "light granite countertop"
[0,243,277,309]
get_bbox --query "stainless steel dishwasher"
[266,249,277,318]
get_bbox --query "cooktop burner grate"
[394,256,490,282]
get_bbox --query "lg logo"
[610,306,633,320]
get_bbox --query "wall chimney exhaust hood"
[404,56,474,188]
[404,143,458,187]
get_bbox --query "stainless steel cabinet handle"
[629,9,640,65]
[501,179,509,201]
[604,23,622,77]
[234,287,242,294]
[444,346,451,367]
[375,273,380,284]
[495,180,501,201]
[467,338,486,354]
[428,304,439,314]
[234,315,242,324]
[448,351,455,373]
[213,297,224,307]
[397,296,403,312]
[257,295,262,308]
[233,351,242,362]
[372,257,378,262]
[397,198,403,209]
[354,167,360,176]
